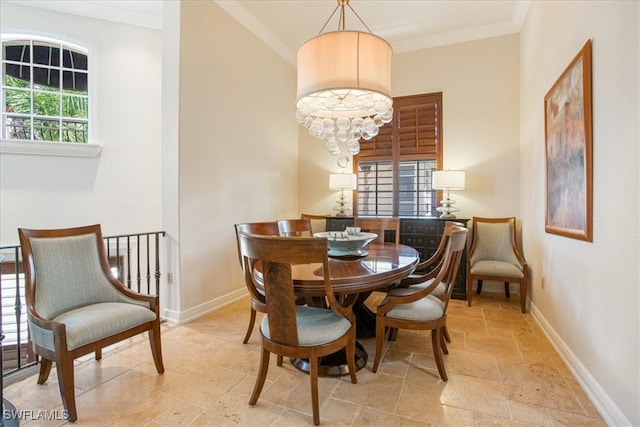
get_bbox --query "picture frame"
[544,40,593,242]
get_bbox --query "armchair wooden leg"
[249,347,270,406]
[520,281,527,313]
[431,327,447,381]
[55,354,77,422]
[442,325,451,343]
[149,322,165,374]
[346,332,357,384]
[504,282,510,298]
[476,280,483,294]
[95,349,102,361]
[388,327,398,341]
[467,277,473,307]
[309,355,320,426]
[243,308,257,344]
[37,358,53,384]
[372,318,386,373]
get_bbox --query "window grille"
[1,37,89,143]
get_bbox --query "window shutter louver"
[357,92,441,160]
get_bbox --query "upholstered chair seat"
[260,306,352,346]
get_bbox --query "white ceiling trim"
[215,0,296,66]
[3,0,163,30]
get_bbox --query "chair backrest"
[438,226,468,307]
[18,225,127,320]
[468,217,524,268]
[234,221,280,267]
[236,232,341,347]
[422,220,466,272]
[277,218,313,237]
[354,217,400,244]
[300,214,327,233]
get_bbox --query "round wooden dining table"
[281,242,420,376]
[290,242,420,296]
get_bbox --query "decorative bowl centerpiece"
[314,231,378,258]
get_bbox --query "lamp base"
[333,191,350,217]
[436,211,458,219]
[436,197,459,218]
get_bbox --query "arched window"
[2,36,89,143]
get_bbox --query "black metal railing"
[0,230,166,380]
[4,115,88,143]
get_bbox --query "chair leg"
[431,327,448,381]
[371,317,386,373]
[476,279,483,294]
[249,347,270,406]
[504,282,510,298]
[520,280,527,313]
[346,332,357,385]
[309,354,320,426]
[440,328,449,355]
[149,322,165,374]
[277,355,284,366]
[442,324,451,343]
[243,308,257,344]
[388,327,398,341]
[37,357,53,384]
[95,349,102,360]
[467,276,473,307]
[55,354,77,422]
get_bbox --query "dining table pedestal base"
[290,341,368,377]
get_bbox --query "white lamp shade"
[329,173,357,190]
[432,170,465,190]
[296,31,392,104]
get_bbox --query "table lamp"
[432,170,465,218]
[329,173,357,216]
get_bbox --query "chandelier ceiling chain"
[296,0,393,156]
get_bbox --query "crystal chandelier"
[296,0,393,156]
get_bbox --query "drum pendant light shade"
[296,31,392,104]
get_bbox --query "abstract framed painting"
[544,40,593,242]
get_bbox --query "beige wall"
[171,1,298,320]
[519,1,639,425]
[299,34,522,220]
[0,4,162,241]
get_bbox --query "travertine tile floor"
[5,292,607,426]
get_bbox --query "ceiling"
[7,0,531,66]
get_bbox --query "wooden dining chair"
[467,217,528,313]
[277,218,313,236]
[300,213,327,233]
[371,225,468,381]
[387,221,465,343]
[354,217,400,244]
[237,231,357,426]
[235,221,307,345]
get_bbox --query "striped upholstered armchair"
[18,224,164,422]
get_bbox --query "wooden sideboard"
[326,217,469,300]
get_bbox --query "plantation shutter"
[357,92,442,161]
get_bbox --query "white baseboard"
[529,302,631,426]
[161,287,248,324]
